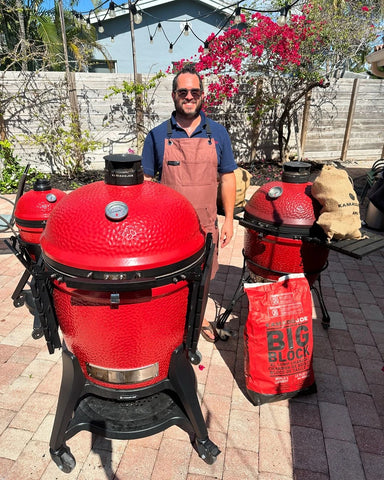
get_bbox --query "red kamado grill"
[216,162,331,337]
[242,161,329,286]
[9,154,219,472]
[9,179,66,339]
[14,178,67,261]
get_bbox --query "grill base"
[66,392,190,441]
[49,343,220,471]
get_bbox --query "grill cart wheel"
[194,437,221,464]
[50,446,76,473]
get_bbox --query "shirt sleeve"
[216,126,237,174]
[141,131,157,177]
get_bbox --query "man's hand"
[220,217,234,247]
[219,171,236,248]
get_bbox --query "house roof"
[91,0,233,22]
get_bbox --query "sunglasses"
[175,88,203,98]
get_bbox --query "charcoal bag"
[244,274,316,405]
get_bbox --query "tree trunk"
[15,0,27,71]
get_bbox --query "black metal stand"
[49,344,220,473]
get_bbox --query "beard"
[174,98,203,119]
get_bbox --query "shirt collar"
[171,111,207,133]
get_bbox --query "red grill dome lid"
[40,156,205,279]
[245,161,320,228]
[15,179,67,228]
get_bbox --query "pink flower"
[361,6,369,12]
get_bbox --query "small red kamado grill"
[8,154,219,473]
[243,161,330,287]
[216,162,331,336]
[7,179,66,339]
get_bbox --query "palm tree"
[0,0,111,72]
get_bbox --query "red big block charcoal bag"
[244,274,316,405]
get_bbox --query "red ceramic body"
[40,180,206,389]
[244,177,329,286]
[15,188,67,247]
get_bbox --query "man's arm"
[219,171,236,247]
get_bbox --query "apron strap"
[167,119,173,145]
[168,117,213,144]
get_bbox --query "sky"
[41,1,105,14]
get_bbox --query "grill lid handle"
[104,154,144,186]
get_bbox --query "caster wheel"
[322,322,330,330]
[188,350,202,365]
[50,446,76,473]
[194,438,221,465]
[13,297,25,308]
[32,328,44,339]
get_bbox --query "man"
[142,64,237,342]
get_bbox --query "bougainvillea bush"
[171,1,380,163]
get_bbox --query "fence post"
[340,78,359,162]
[300,90,311,158]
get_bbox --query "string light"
[234,5,242,24]
[111,34,115,43]
[277,3,289,26]
[109,1,116,18]
[70,0,300,55]
[130,3,143,24]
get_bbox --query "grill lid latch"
[110,293,120,305]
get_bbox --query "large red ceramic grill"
[31,155,219,472]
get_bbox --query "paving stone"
[348,324,376,346]
[325,438,365,480]
[360,358,384,386]
[354,426,384,455]
[337,365,370,394]
[361,303,384,321]
[319,402,355,442]
[291,426,328,474]
[342,306,366,324]
[333,349,360,368]
[355,344,383,361]
[361,452,384,480]
[315,373,347,405]
[259,427,292,476]
[345,392,381,427]
[289,402,322,430]
[328,330,355,351]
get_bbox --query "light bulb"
[150,36,153,44]
[184,24,190,36]
[157,23,162,32]
[204,41,209,54]
[169,43,173,53]
[134,12,142,24]
[86,18,91,30]
[277,14,286,26]
[111,35,115,43]
[234,6,241,25]
[277,6,288,26]
[109,2,116,18]
[98,21,104,33]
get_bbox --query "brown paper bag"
[311,165,362,241]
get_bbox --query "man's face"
[172,73,204,119]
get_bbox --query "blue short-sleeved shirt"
[141,111,237,178]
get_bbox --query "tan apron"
[161,119,219,278]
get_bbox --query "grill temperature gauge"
[105,201,129,221]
